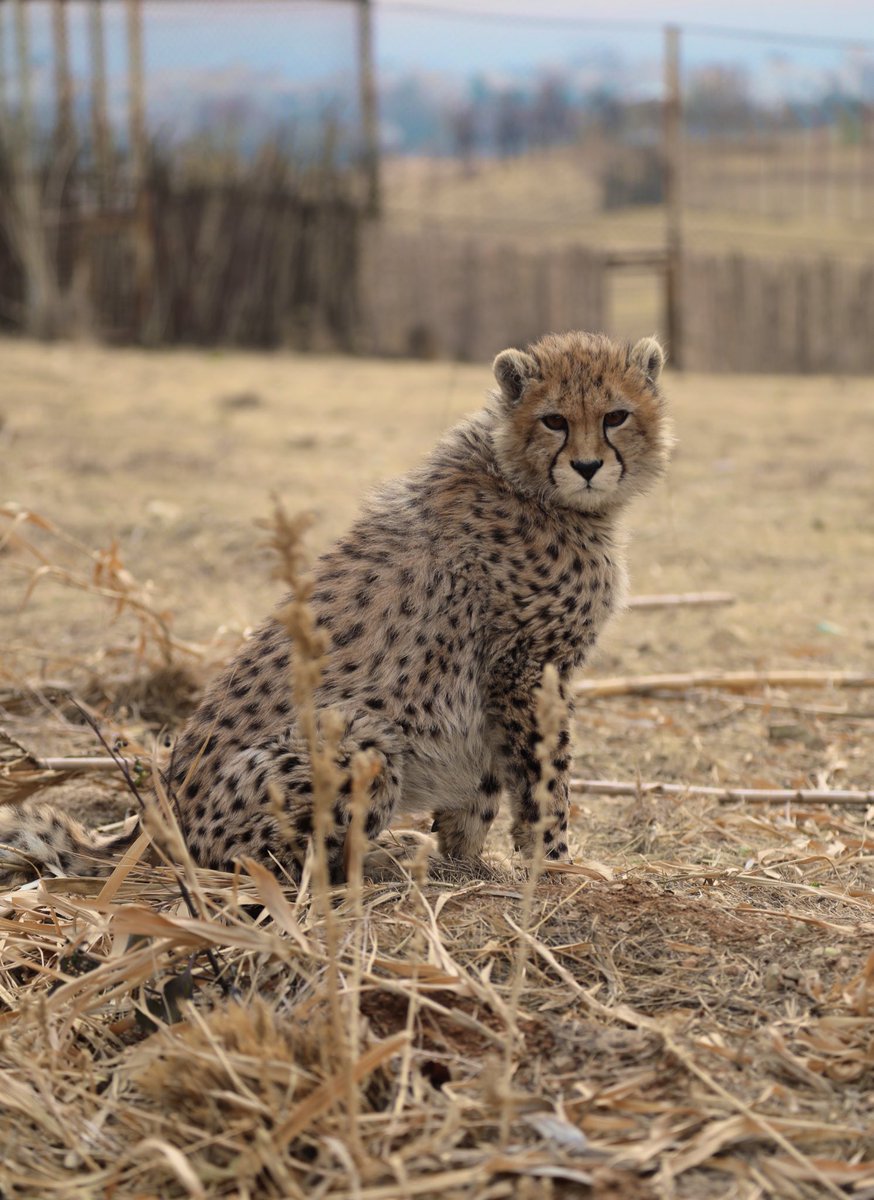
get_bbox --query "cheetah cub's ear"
[630,336,666,385]
[493,347,540,408]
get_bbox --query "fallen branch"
[572,778,874,808]
[627,591,735,610]
[8,753,874,811]
[34,756,138,773]
[576,670,874,698]
[0,729,143,806]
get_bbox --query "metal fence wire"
[0,1,873,370]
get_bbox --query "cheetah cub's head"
[491,331,671,514]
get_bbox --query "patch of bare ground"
[0,339,872,1198]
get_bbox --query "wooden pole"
[0,1,9,127]
[126,0,145,185]
[663,23,683,369]
[51,0,73,150]
[12,0,31,165]
[89,0,110,189]
[357,0,380,216]
[11,0,55,334]
[126,0,153,336]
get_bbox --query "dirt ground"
[3,337,872,794]
[1,336,874,1198]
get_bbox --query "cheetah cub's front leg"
[488,667,573,864]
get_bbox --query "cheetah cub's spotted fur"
[168,330,671,878]
[0,331,670,887]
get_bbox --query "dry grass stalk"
[261,498,355,1126]
[340,750,378,1157]
[0,503,201,664]
[576,668,874,697]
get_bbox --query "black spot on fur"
[333,622,364,648]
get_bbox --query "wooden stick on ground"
[571,778,874,808]
[627,591,735,610]
[13,759,872,809]
[35,756,140,772]
[576,670,874,698]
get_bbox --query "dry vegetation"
[1,339,873,1199]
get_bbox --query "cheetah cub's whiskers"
[167,330,671,880]
[0,331,670,887]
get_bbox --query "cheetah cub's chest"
[170,331,670,878]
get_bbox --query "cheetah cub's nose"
[571,458,603,482]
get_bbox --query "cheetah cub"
[168,330,671,879]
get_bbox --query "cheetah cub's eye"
[541,414,568,432]
[604,409,630,428]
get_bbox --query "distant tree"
[450,103,477,172]
[531,76,575,148]
[684,66,755,137]
[587,89,624,138]
[495,91,528,158]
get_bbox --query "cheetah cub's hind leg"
[430,769,503,861]
[210,711,405,884]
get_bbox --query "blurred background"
[1,0,873,372]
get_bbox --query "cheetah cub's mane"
[0,331,670,888]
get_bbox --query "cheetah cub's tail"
[0,804,140,889]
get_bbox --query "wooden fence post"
[663,23,683,369]
[126,0,153,337]
[357,0,380,216]
[0,0,9,129]
[51,0,73,149]
[11,0,58,333]
[89,0,110,190]
[12,0,31,162]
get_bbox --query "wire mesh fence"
[0,0,369,343]
[0,1,873,369]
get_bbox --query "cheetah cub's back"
[168,330,671,880]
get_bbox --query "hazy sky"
[374,1,873,83]
[379,0,874,41]
[6,0,872,115]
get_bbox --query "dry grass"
[0,340,873,1197]
[1,779,873,1197]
